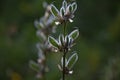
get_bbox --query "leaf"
[68,29,79,40]
[68,37,73,45]
[62,0,67,9]
[66,36,69,47]
[50,4,59,18]
[48,36,59,48]
[38,49,45,60]
[67,53,78,69]
[61,57,67,67]
[58,64,62,71]
[60,7,65,17]
[71,2,77,13]
[36,30,46,41]
[66,4,72,14]
[59,34,64,46]
[34,20,39,29]
[29,60,39,72]
[36,43,45,60]
[34,20,43,29]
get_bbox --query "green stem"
[63,23,66,39]
[63,22,67,80]
[63,52,66,80]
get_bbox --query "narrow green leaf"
[61,57,67,67]
[71,2,77,13]
[69,29,79,40]
[29,60,39,72]
[62,0,67,9]
[36,30,46,41]
[66,4,73,13]
[60,7,65,17]
[67,53,78,69]
[48,36,59,48]
[58,64,62,71]
[50,4,59,18]
[34,20,44,29]
[59,34,64,46]
[66,36,69,47]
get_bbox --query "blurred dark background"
[0,0,120,80]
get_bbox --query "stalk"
[63,52,66,80]
[62,22,67,80]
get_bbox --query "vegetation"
[0,0,120,80]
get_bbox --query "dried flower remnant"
[50,0,77,25]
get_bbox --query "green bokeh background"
[0,0,120,80]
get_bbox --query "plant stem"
[63,22,67,80]
[63,23,66,39]
[63,52,66,80]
